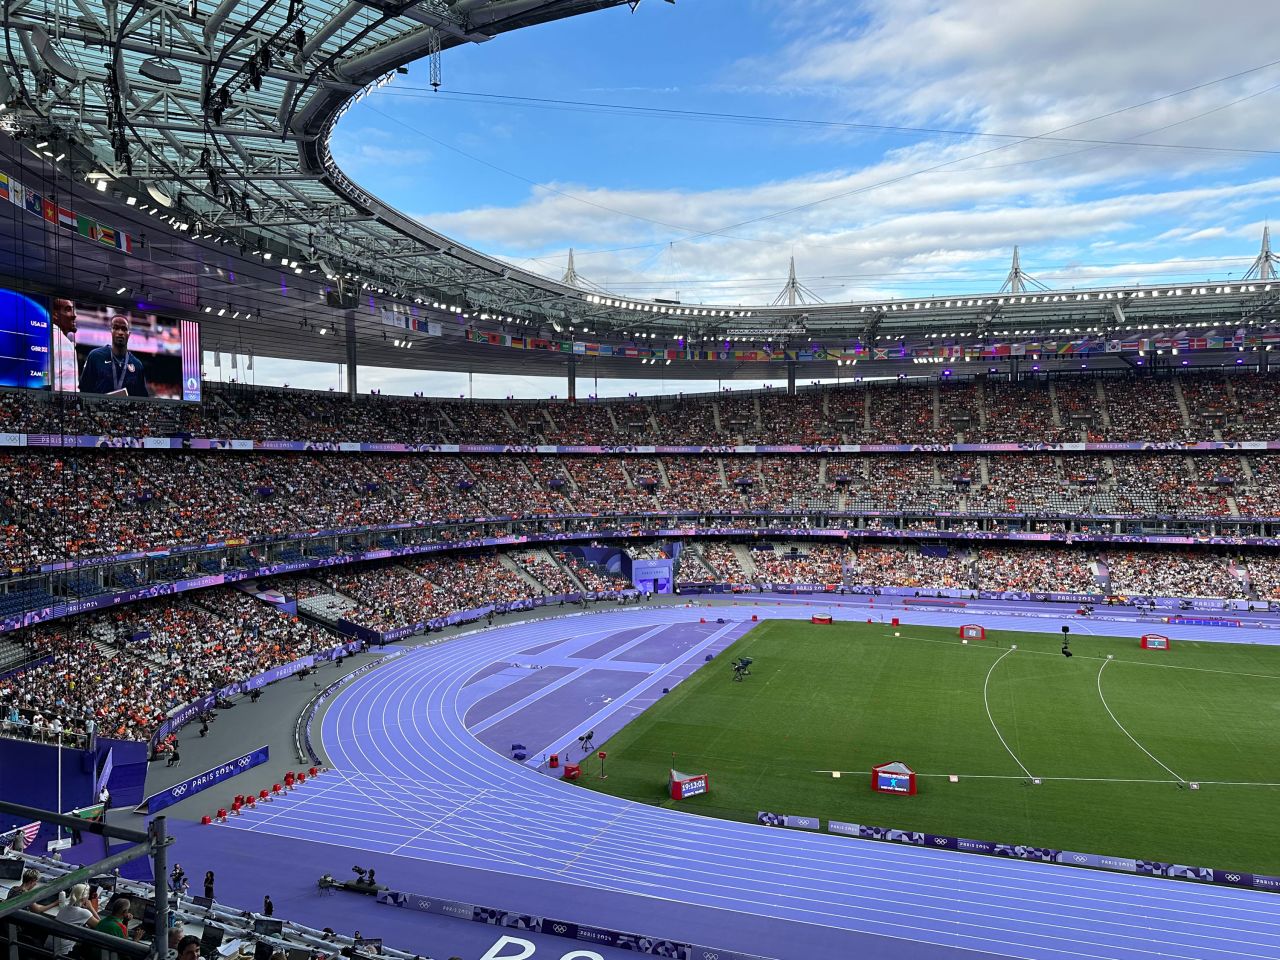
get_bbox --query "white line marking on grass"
[900,633,1280,681]
[1096,659,1186,785]
[983,648,1036,781]
[813,770,1280,786]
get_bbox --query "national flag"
[96,225,117,247]
[2,821,40,850]
[873,347,889,360]
[58,207,76,230]
[114,231,133,254]
[24,189,41,216]
[1106,340,1121,353]
[77,215,98,241]
[0,173,8,202]
[42,198,57,223]
[9,180,24,209]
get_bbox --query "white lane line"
[1096,658,1186,786]
[983,648,1036,781]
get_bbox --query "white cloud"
[396,0,1280,305]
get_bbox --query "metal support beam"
[346,310,359,398]
[150,818,169,960]
[567,355,576,401]
[786,360,796,396]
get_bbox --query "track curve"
[230,607,1280,960]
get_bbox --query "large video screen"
[0,288,201,401]
[48,296,201,401]
[0,288,52,389]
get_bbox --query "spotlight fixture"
[146,183,175,208]
[139,57,182,85]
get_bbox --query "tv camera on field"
[731,656,754,682]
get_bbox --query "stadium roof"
[2,0,1278,381]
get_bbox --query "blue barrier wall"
[0,736,96,853]
[97,737,150,809]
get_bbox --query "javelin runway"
[219,605,1280,960]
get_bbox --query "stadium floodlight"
[146,183,175,208]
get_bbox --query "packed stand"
[511,549,579,594]
[1243,553,1280,600]
[1221,374,1280,441]
[0,587,332,742]
[1052,379,1101,439]
[1104,550,1243,598]
[1102,378,1187,441]
[974,547,1097,594]
[699,542,751,584]
[974,380,1073,443]
[846,544,971,590]
[751,544,848,584]
[1180,374,1236,437]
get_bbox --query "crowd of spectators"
[511,549,578,594]
[0,585,330,742]
[1103,378,1187,441]
[4,528,1276,746]
[751,544,847,583]
[1053,379,1103,438]
[10,446,1280,575]
[1222,374,1280,441]
[973,380,1072,443]
[699,543,751,584]
[1105,550,1243,598]
[6,372,1279,446]
[974,547,1097,593]
[1243,554,1280,599]
[846,544,971,589]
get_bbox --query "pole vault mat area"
[153,600,1280,960]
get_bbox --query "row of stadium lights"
[580,285,1275,321]
[584,295,752,318]
[861,286,1273,313]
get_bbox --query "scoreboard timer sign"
[871,761,917,796]
[877,772,911,794]
[1141,634,1170,650]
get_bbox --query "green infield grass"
[578,619,1280,875]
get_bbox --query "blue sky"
[244,0,1280,396]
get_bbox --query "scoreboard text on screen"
[877,773,911,794]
